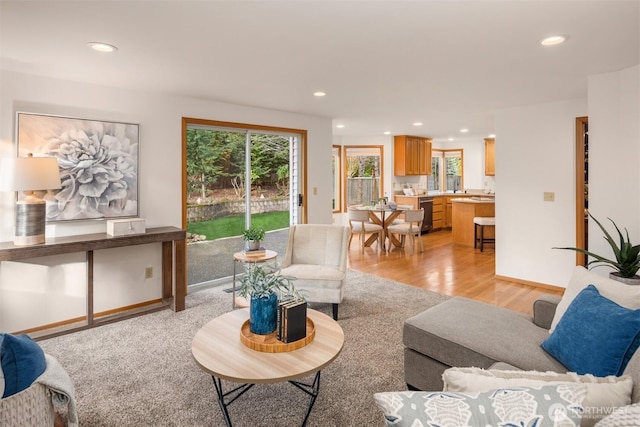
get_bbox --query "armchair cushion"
[0,334,46,398]
[541,285,640,377]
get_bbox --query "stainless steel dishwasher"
[418,197,433,233]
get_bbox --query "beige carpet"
[39,269,448,427]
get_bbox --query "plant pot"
[245,240,261,251]
[250,293,278,334]
[609,272,640,286]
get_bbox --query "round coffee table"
[192,308,344,426]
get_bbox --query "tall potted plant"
[242,226,265,251]
[554,212,640,285]
[239,263,296,334]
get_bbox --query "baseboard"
[494,275,565,293]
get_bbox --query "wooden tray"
[240,317,315,353]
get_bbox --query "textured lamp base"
[14,199,46,246]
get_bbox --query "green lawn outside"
[187,211,290,240]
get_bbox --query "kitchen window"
[343,145,383,210]
[429,149,463,192]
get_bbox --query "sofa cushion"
[374,384,587,427]
[0,334,46,398]
[541,285,640,377]
[403,297,566,373]
[443,367,633,427]
[550,266,640,333]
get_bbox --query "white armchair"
[279,224,351,320]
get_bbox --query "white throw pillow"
[550,266,640,333]
[594,403,640,426]
[443,367,633,427]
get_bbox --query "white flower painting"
[17,113,139,221]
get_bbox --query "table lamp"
[0,153,62,245]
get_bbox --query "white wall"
[494,98,587,287]
[588,65,640,262]
[0,70,333,332]
[494,64,640,288]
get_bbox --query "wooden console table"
[0,226,186,338]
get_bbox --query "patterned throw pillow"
[594,403,640,427]
[374,384,587,427]
[442,367,633,427]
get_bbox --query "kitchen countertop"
[450,197,495,203]
[395,193,495,198]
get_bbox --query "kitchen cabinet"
[432,197,444,229]
[485,138,495,176]
[394,135,432,176]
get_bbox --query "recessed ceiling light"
[336,124,345,129]
[448,137,454,142]
[488,134,496,138]
[413,122,423,127]
[383,131,391,135]
[459,128,469,133]
[540,35,567,46]
[88,42,118,52]
[313,91,326,97]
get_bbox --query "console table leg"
[289,370,321,427]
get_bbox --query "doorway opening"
[575,117,589,266]
[182,118,307,289]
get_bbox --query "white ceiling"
[1,0,639,141]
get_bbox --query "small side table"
[231,249,278,309]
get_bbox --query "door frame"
[575,116,588,266]
[181,117,308,230]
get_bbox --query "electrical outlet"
[145,267,153,279]
[543,192,555,202]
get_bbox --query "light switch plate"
[543,192,555,202]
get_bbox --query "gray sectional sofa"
[403,268,640,406]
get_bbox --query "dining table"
[358,205,406,251]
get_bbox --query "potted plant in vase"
[554,212,640,285]
[242,226,265,251]
[239,263,296,334]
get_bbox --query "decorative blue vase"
[250,293,278,335]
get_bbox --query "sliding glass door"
[183,118,306,288]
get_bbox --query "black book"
[283,300,307,343]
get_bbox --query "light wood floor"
[347,229,563,315]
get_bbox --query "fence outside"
[347,177,380,206]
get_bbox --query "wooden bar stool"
[473,217,495,252]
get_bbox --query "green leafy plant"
[239,263,296,298]
[242,226,265,241]
[554,212,640,278]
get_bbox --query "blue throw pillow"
[0,333,46,398]
[541,284,640,377]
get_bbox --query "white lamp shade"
[0,156,62,191]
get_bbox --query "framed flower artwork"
[16,112,140,221]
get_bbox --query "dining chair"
[348,208,384,253]
[386,208,424,255]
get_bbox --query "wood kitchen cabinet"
[432,197,444,229]
[394,135,432,176]
[485,138,495,176]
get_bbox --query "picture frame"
[16,112,140,222]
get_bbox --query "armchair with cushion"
[279,224,351,320]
